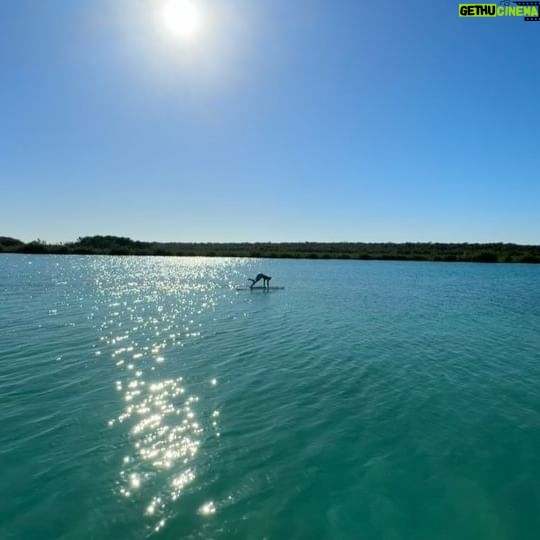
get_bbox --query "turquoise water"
[1,255,540,540]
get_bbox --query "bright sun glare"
[161,0,201,39]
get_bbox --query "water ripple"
[1,256,540,539]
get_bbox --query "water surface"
[1,255,540,539]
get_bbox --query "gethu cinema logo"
[459,2,540,18]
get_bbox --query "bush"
[18,242,46,254]
[473,252,498,263]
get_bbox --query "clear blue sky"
[1,0,539,243]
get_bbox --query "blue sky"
[1,0,539,243]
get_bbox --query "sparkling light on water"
[92,257,246,531]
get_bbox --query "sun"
[161,0,202,40]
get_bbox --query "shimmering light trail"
[93,257,244,531]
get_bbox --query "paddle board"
[235,286,285,291]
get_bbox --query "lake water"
[1,255,540,540]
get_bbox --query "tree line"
[1,235,539,263]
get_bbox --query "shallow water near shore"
[1,254,540,540]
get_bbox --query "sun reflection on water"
[92,257,244,532]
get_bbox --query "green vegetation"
[1,235,539,263]
[0,236,24,249]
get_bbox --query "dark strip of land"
[1,236,539,263]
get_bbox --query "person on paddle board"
[248,273,272,289]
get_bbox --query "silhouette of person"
[248,273,272,289]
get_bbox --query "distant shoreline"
[1,236,539,263]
